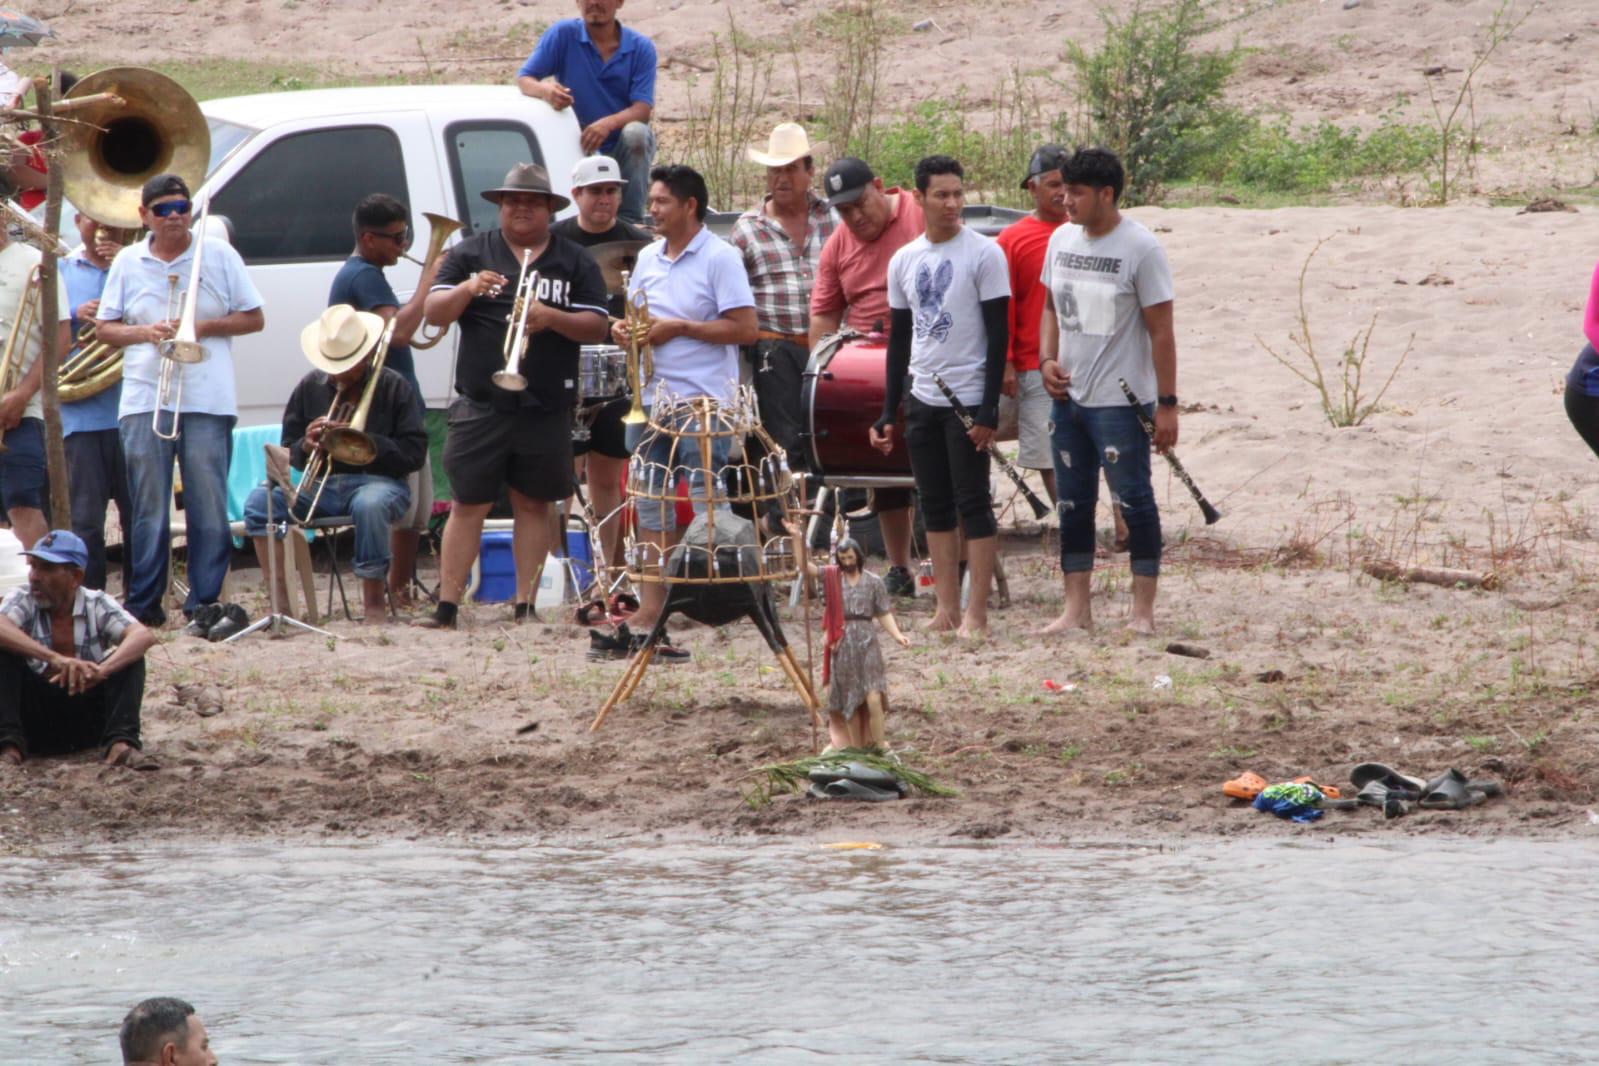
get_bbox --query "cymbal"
[588,240,649,292]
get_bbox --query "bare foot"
[103,741,134,767]
[0,744,22,767]
[925,611,959,633]
[1042,609,1092,635]
[1127,616,1157,636]
[956,622,987,641]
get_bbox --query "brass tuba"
[59,67,211,230]
[404,212,464,350]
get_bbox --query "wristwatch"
[1157,394,1179,407]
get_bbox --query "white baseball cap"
[571,156,627,189]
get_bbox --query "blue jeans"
[609,122,656,226]
[1050,399,1161,578]
[120,412,235,621]
[243,474,410,580]
[625,407,732,533]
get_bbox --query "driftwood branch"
[1362,561,1499,591]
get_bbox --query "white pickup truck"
[191,85,582,426]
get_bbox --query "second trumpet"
[493,248,536,392]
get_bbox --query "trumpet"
[152,202,210,441]
[403,212,464,350]
[493,248,535,392]
[0,266,41,453]
[293,318,397,523]
[620,270,652,425]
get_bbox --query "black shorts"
[904,396,995,539]
[0,417,46,512]
[574,398,631,460]
[871,486,913,513]
[443,397,573,505]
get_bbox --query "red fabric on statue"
[820,563,845,685]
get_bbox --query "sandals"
[1418,769,1503,811]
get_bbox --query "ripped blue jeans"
[1050,398,1161,578]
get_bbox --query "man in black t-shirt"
[416,163,609,629]
[550,155,648,580]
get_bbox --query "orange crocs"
[1223,771,1268,801]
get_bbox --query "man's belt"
[755,330,806,345]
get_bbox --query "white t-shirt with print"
[1041,217,1173,408]
[887,226,1010,408]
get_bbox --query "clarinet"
[929,372,1051,520]
[1117,378,1221,525]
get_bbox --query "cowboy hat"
[747,122,818,168]
[480,162,571,211]
[300,304,386,375]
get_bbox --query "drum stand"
[225,451,337,643]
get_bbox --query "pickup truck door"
[201,111,448,427]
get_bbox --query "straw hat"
[300,305,385,375]
[747,123,818,167]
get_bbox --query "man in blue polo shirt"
[60,211,135,593]
[515,0,657,225]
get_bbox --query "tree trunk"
[36,72,71,530]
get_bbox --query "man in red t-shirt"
[996,145,1068,502]
[809,158,925,597]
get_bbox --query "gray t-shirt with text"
[1041,218,1174,408]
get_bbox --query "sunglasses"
[148,199,192,219]
[368,227,411,244]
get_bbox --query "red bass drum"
[800,333,913,488]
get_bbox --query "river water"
[3,837,1596,1063]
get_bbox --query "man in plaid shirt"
[0,530,157,768]
[730,123,837,463]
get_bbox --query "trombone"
[403,212,463,350]
[620,270,652,425]
[0,266,41,452]
[292,318,396,523]
[493,248,535,392]
[152,202,210,441]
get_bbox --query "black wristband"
[1157,394,1179,407]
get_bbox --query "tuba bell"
[59,67,211,230]
[404,212,464,350]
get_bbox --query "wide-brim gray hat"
[481,162,571,212]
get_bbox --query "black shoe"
[586,627,630,661]
[883,565,915,599]
[630,628,690,662]
[134,606,168,629]
[206,603,250,642]
[182,603,223,637]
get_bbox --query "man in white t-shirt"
[1039,147,1177,636]
[870,155,1010,638]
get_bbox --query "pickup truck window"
[205,117,256,178]
[446,121,544,237]
[211,125,408,264]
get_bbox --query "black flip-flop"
[1350,763,1426,792]
[1355,779,1413,818]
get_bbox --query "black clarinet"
[929,372,1051,520]
[1118,378,1221,525]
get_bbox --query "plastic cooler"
[471,523,594,606]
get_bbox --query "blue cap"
[24,529,89,569]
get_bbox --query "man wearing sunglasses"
[95,174,265,631]
[330,193,443,612]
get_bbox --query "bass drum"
[799,333,913,487]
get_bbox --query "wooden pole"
[35,73,70,530]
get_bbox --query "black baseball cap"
[140,173,191,207]
[822,157,876,206]
[1021,144,1069,189]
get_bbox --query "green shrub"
[1065,0,1237,204]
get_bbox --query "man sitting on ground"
[119,997,217,1066]
[0,530,157,769]
[243,306,427,624]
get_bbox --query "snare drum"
[577,345,628,406]
[799,334,913,487]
